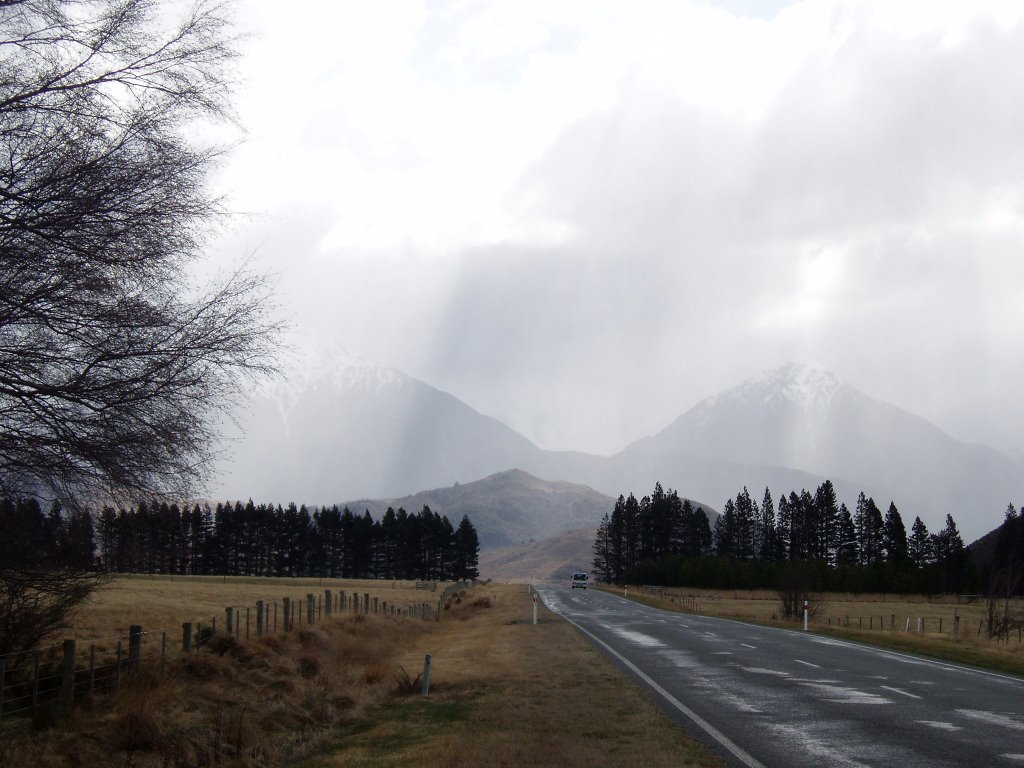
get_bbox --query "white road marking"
[794,659,820,668]
[543,601,767,768]
[880,685,922,700]
[740,643,757,649]
[764,722,874,768]
[740,667,790,677]
[799,682,890,705]
[956,709,1024,732]
[917,721,961,732]
[611,628,665,648]
[705,631,718,637]
[999,754,1024,762]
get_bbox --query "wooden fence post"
[61,639,76,710]
[256,601,264,637]
[364,594,370,614]
[373,597,378,614]
[129,625,142,668]
[32,651,40,709]
[325,590,332,617]
[307,593,315,625]
[283,597,291,631]
[115,641,122,691]
[182,622,193,653]
[226,607,234,637]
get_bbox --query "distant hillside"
[341,469,615,549]
[215,349,540,503]
[479,528,598,583]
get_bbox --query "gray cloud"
[411,10,1024,455]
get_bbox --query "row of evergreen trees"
[592,481,974,594]
[0,496,480,581]
[591,484,714,585]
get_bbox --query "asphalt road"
[534,584,1024,768]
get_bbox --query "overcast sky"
[208,0,1024,457]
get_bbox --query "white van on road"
[570,571,589,589]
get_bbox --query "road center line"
[794,659,820,668]
[740,643,756,649]
[880,685,922,700]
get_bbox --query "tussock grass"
[2,580,722,768]
[294,585,720,768]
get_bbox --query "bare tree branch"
[0,0,281,509]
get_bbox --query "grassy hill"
[342,469,614,549]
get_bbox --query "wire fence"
[0,579,476,721]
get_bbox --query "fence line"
[0,578,480,721]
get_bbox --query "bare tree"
[0,568,110,658]
[0,0,280,507]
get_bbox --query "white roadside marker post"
[422,654,432,696]
[533,594,538,625]
[803,599,809,631]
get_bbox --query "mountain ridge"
[214,357,1022,542]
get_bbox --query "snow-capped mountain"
[621,363,1022,540]
[213,347,540,504]
[213,355,1019,543]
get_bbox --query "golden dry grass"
[289,584,720,768]
[614,585,1024,673]
[67,575,444,645]
[1,580,721,768]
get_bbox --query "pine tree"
[814,481,839,564]
[694,507,714,555]
[454,514,480,580]
[759,488,776,561]
[592,513,613,584]
[855,493,885,566]
[609,496,626,583]
[882,502,909,567]
[734,487,757,560]
[716,499,737,557]
[623,494,640,575]
[775,493,792,561]
[834,503,858,565]
[908,516,931,568]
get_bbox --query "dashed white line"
[917,721,961,732]
[794,659,820,669]
[956,709,1024,732]
[740,643,757,649]
[880,685,922,700]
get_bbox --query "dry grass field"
[614,585,1024,675]
[67,575,444,645]
[1,579,721,768]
